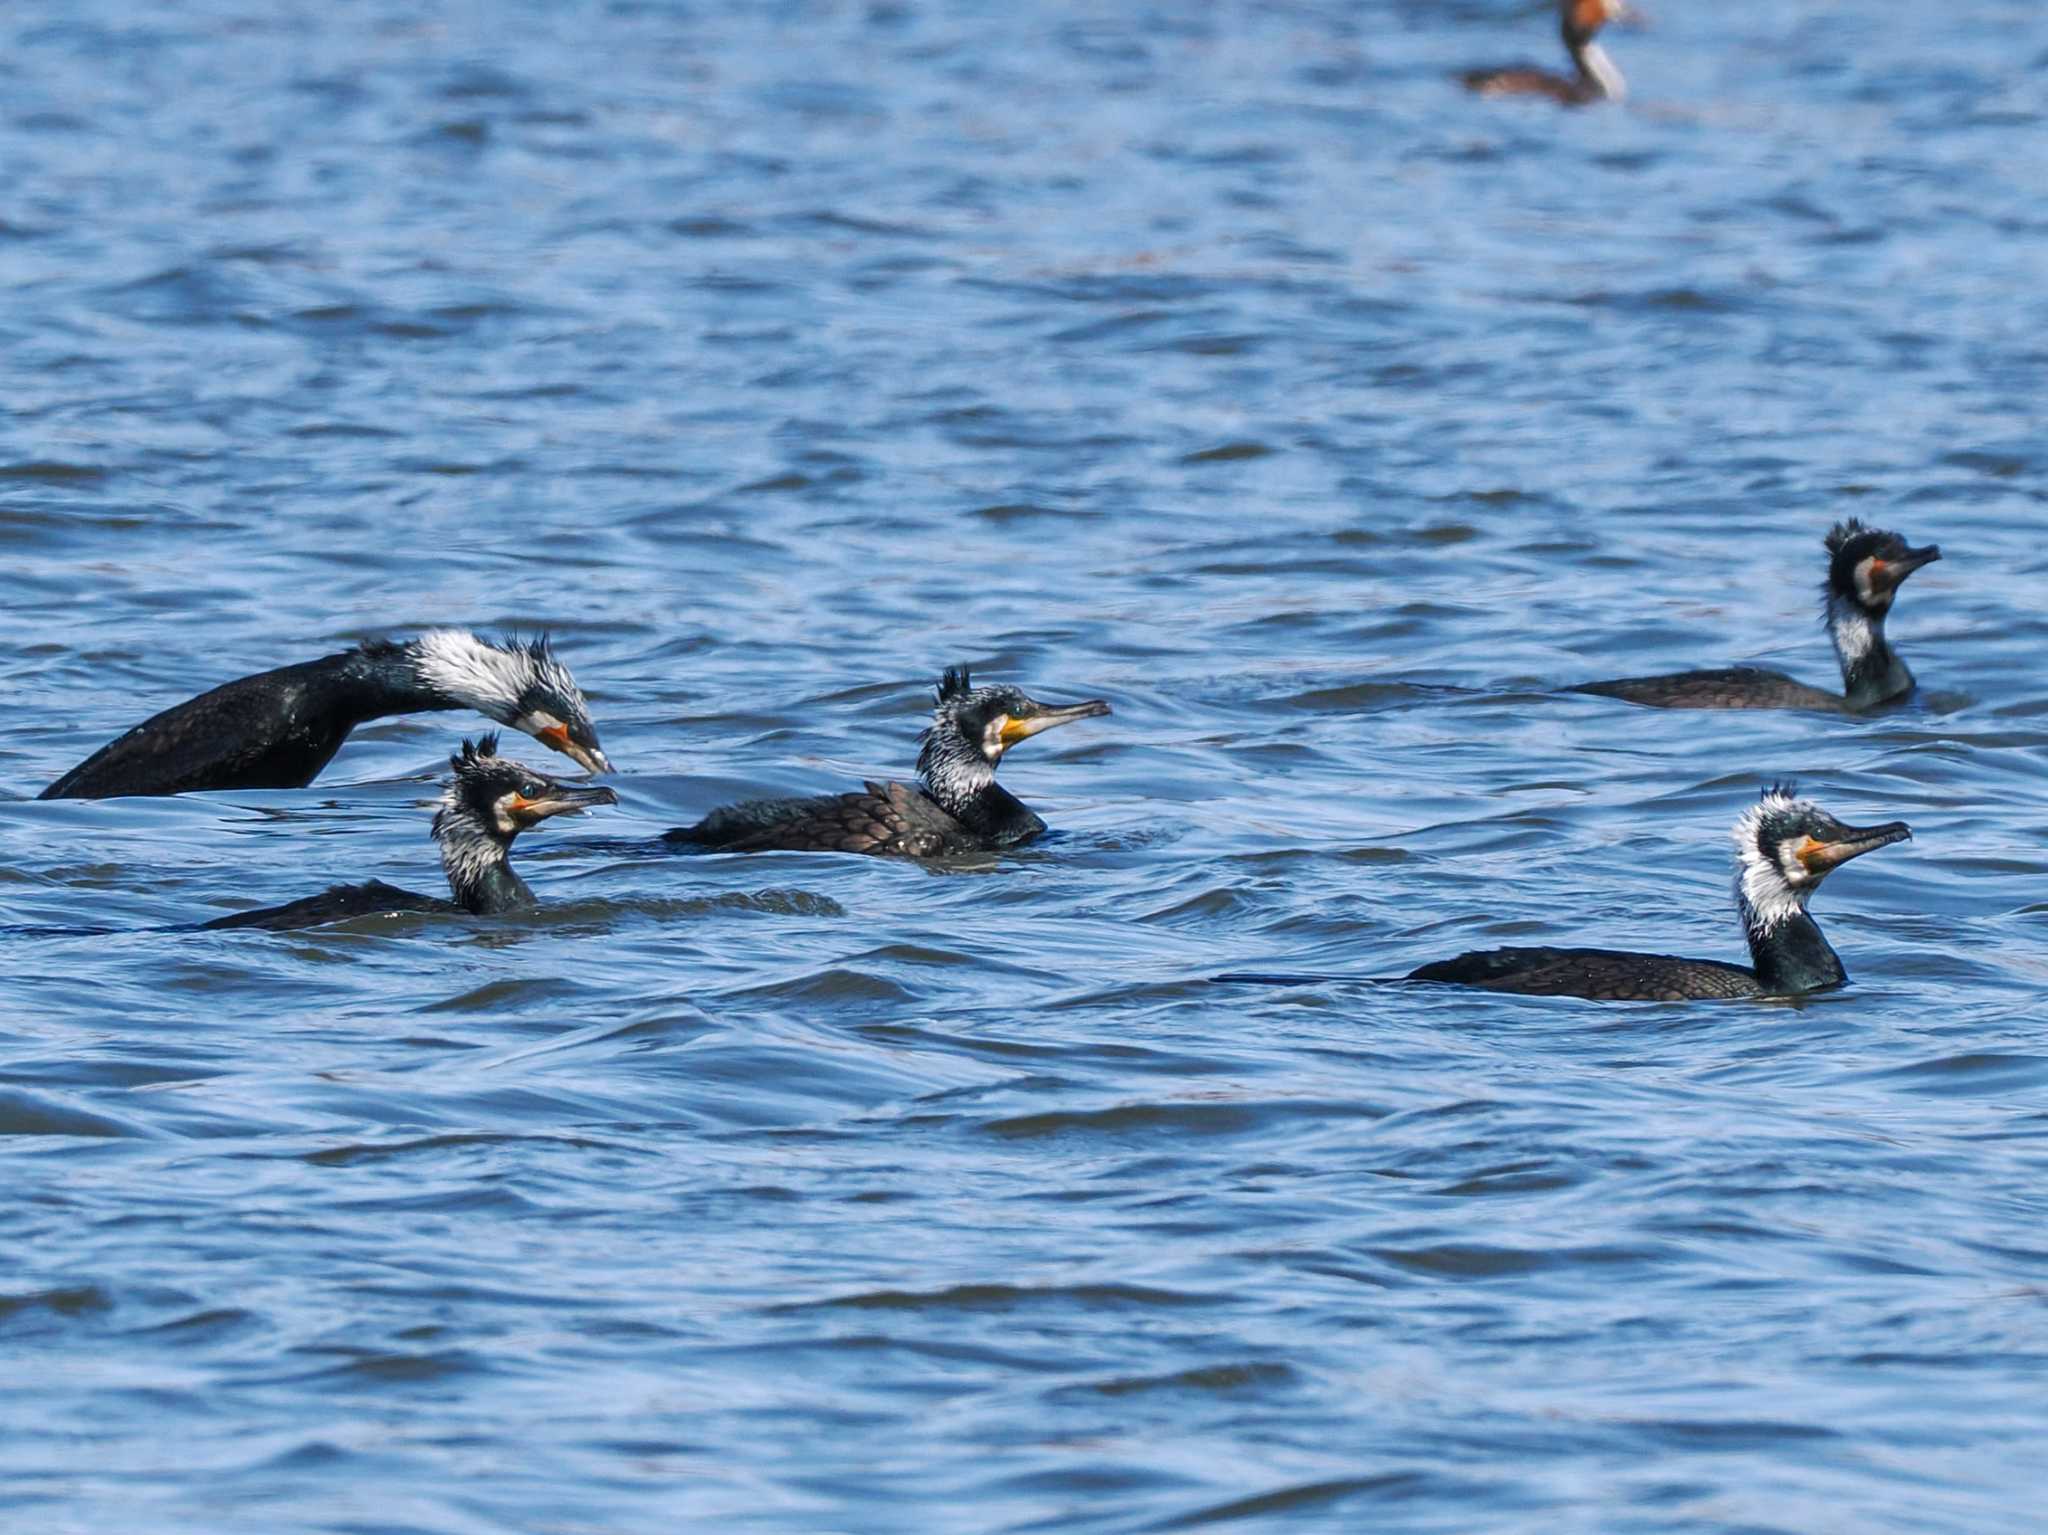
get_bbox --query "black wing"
[666,781,969,857]
[42,653,366,799]
[1406,946,1764,1002]
[1569,668,1844,713]
[199,880,448,931]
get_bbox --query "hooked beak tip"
[536,784,619,819]
[1828,822,1912,867]
[1897,546,1941,577]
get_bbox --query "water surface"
[4,2,2047,1530]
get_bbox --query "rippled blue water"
[5,2,2047,1530]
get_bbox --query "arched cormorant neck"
[1741,902,1847,995]
[1827,599,1914,710]
[1570,39,1625,100]
[342,634,525,727]
[337,641,467,723]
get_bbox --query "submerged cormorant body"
[42,630,609,800]
[1461,0,1629,106]
[201,736,616,930]
[1406,787,1910,1001]
[666,667,1110,857]
[1572,520,1941,713]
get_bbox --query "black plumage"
[42,631,608,800]
[1461,0,1629,106]
[1407,787,1910,1001]
[681,779,973,859]
[1404,947,1770,1003]
[201,736,616,931]
[199,879,444,931]
[1573,519,1941,713]
[667,667,1111,858]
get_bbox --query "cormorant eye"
[520,781,543,797]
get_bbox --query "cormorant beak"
[998,698,1113,748]
[509,783,620,827]
[532,722,612,776]
[1870,545,1941,596]
[1796,820,1911,876]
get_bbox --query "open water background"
[4,2,2047,1530]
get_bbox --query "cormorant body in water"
[1572,520,1941,712]
[42,630,609,800]
[201,735,616,930]
[1461,0,1630,106]
[1404,787,1910,1000]
[666,667,1110,857]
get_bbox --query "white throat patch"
[981,714,1011,761]
[1731,793,1811,936]
[491,790,523,838]
[1580,42,1626,100]
[1831,607,1875,668]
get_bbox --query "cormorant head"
[1731,783,1911,935]
[1561,0,1630,48]
[916,666,1112,799]
[1823,519,1941,623]
[433,734,619,867]
[410,630,612,775]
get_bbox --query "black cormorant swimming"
[41,630,609,799]
[666,667,1111,857]
[201,735,617,930]
[1572,520,1941,712]
[1461,0,1630,106]
[1404,786,1910,1001]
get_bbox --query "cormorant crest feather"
[512,633,583,713]
[408,629,591,730]
[451,733,501,775]
[1823,518,1870,557]
[936,666,972,703]
[1732,782,1807,936]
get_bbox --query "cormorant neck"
[1571,39,1625,100]
[1740,900,1846,995]
[916,722,997,815]
[437,815,534,915]
[949,782,1047,846]
[915,724,1046,845]
[353,632,527,724]
[1827,596,1913,710]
